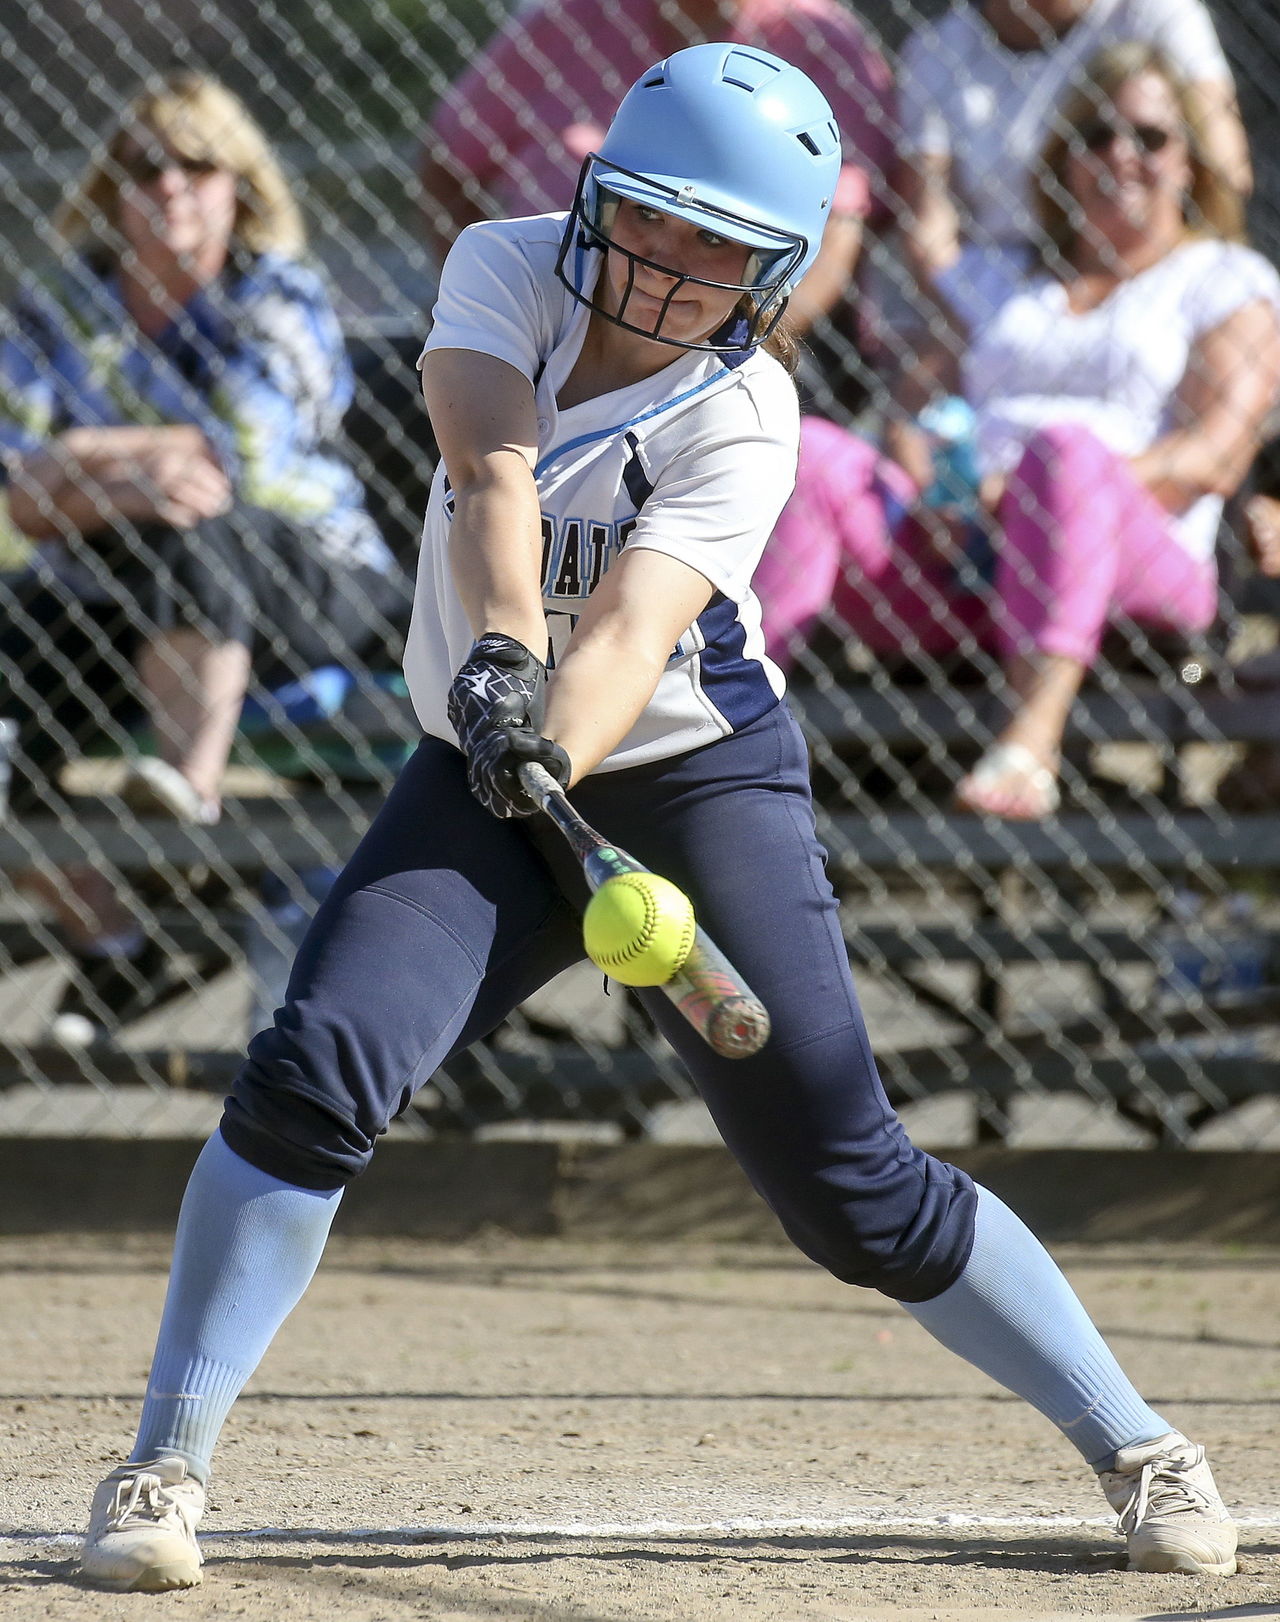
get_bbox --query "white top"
[407,214,798,771]
[963,238,1280,560]
[898,0,1233,326]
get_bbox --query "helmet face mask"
[554,44,842,355]
[555,155,807,352]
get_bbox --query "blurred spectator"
[757,44,1280,820]
[896,0,1250,336]
[1215,444,1280,810]
[1242,440,1280,585]
[0,71,408,1034]
[419,0,894,340]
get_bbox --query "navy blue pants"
[223,702,977,1302]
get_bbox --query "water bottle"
[917,396,993,589]
[1215,892,1269,1004]
[244,866,339,1037]
[918,395,983,517]
[1155,888,1210,1009]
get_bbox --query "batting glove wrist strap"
[447,634,567,817]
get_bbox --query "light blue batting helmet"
[557,43,843,351]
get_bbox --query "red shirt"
[425,0,894,227]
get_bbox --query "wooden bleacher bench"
[784,670,1280,1143]
[1,661,1276,1142]
[790,674,1280,758]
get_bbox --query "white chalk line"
[10,1511,1280,1550]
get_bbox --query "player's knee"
[218,1087,372,1189]
[218,1045,380,1190]
[778,1160,978,1303]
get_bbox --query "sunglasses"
[117,150,223,185]
[1075,118,1178,156]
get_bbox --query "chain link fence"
[0,0,1277,1147]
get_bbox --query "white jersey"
[407,213,799,771]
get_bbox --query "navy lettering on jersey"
[542,513,635,601]
[539,513,555,579]
[553,520,584,596]
[586,523,611,591]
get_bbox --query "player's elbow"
[445,445,537,506]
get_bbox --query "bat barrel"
[519,761,772,1058]
[704,995,772,1058]
[668,954,771,1059]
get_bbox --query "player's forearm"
[542,626,667,783]
[543,547,716,778]
[448,471,550,658]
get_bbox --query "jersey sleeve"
[420,221,549,383]
[623,373,801,602]
[1127,0,1232,81]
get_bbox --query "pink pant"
[758,417,1219,670]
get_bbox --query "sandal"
[956,741,1060,820]
[122,759,221,825]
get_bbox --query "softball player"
[82,44,1237,1591]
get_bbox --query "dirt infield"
[1,1233,1278,1621]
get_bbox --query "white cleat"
[1099,1432,1238,1575]
[81,1458,205,1591]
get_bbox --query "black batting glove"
[466,722,572,818]
[447,633,571,817]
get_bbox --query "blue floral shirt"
[0,250,392,581]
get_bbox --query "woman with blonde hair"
[952,40,1279,814]
[757,42,1280,818]
[0,71,405,1038]
[56,73,308,260]
[896,0,1250,335]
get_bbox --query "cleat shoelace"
[107,1471,197,1537]
[1113,1454,1216,1535]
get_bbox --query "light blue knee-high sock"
[905,1186,1169,1468]
[130,1130,343,1482]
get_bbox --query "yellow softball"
[583,872,697,987]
